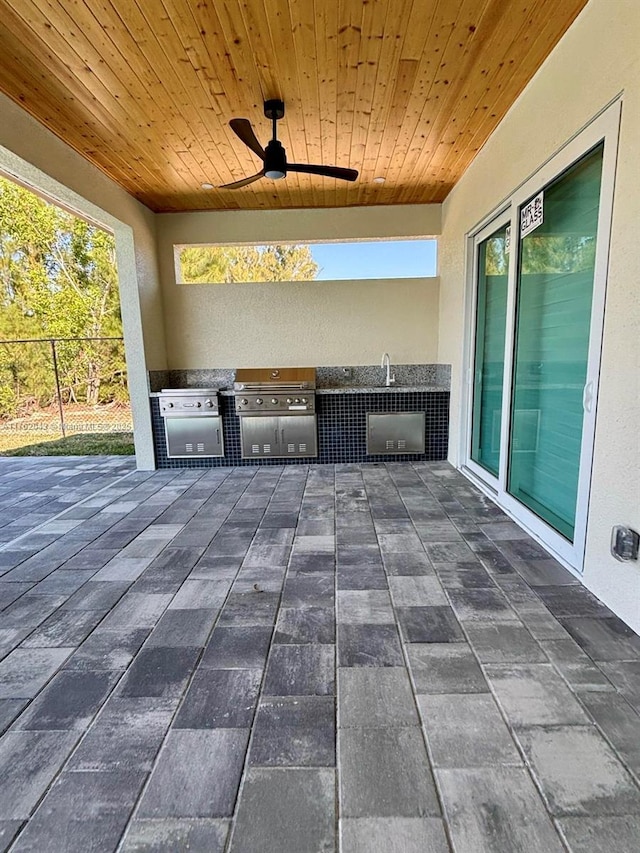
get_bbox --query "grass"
[0,431,135,456]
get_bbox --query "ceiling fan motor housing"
[264,139,287,179]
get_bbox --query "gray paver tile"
[578,690,640,775]
[229,768,335,853]
[557,816,640,853]
[250,696,335,766]
[339,726,439,817]
[434,562,494,589]
[0,647,72,699]
[337,590,394,624]
[381,551,433,576]
[593,661,640,713]
[275,606,335,644]
[174,668,262,728]
[517,725,640,816]
[560,616,640,662]
[117,646,200,699]
[485,663,592,726]
[418,693,522,767]
[12,669,119,731]
[464,621,548,663]
[64,627,149,671]
[9,769,147,853]
[68,697,175,771]
[0,731,79,819]
[0,821,22,853]
[199,626,272,669]
[263,644,334,696]
[535,585,614,618]
[396,606,464,643]
[0,699,27,735]
[388,575,448,606]
[338,667,418,728]
[120,819,229,853]
[448,586,517,621]
[281,574,334,607]
[20,608,106,648]
[510,557,579,586]
[145,608,217,647]
[541,638,614,691]
[437,766,566,853]
[138,729,249,818]
[217,592,279,626]
[339,817,450,853]
[61,580,130,611]
[338,623,403,667]
[406,643,489,693]
[168,579,229,610]
[98,593,173,630]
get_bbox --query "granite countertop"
[151,385,448,397]
[316,384,449,394]
[148,364,451,395]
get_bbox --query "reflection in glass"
[508,144,604,540]
[471,228,508,477]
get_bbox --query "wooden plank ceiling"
[0,0,587,212]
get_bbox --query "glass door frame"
[461,100,622,572]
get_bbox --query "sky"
[309,239,437,280]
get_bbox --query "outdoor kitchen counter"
[211,385,448,396]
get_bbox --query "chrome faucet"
[381,352,395,387]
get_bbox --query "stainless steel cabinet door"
[240,416,281,459]
[240,415,317,458]
[280,415,317,457]
[164,416,224,458]
[367,413,425,455]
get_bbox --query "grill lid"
[234,367,316,391]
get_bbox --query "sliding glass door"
[508,146,603,540]
[466,102,619,569]
[470,225,509,478]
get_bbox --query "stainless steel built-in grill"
[158,388,224,458]
[234,367,317,459]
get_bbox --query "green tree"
[0,177,124,414]
[180,244,319,283]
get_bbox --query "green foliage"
[0,177,126,416]
[180,244,319,283]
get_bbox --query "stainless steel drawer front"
[240,415,318,459]
[164,416,224,458]
[367,412,425,455]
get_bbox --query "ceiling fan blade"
[288,163,358,182]
[219,170,265,189]
[229,118,265,160]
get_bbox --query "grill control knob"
[294,398,300,404]
[165,402,174,408]
[256,398,263,405]
[301,397,307,404]
[240,398,248,406]
[286,398,293,404]
[204,400,214,408]
[271,398,278,405]
[196,402,202,407]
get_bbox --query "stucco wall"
[0,92,163,468]
[439,0,640,630]
[156,206,441,368]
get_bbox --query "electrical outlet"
[611,525,640,562]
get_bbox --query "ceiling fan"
[220,99,358,189]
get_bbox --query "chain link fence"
[0,337,133,452]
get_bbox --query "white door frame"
[460,99,622,573]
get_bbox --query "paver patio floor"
[0,459,639,852]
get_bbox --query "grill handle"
[235,383,310,392]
